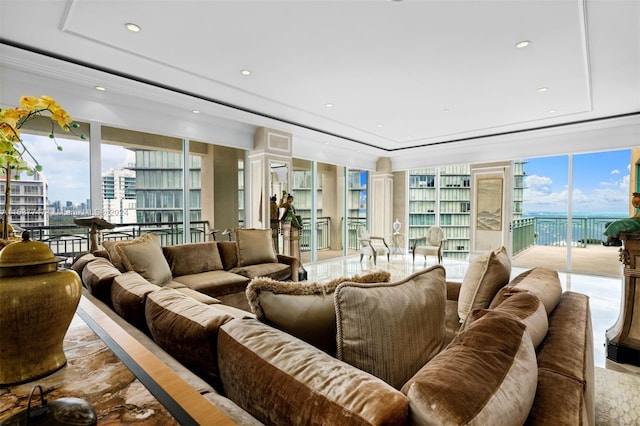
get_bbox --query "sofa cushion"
[172,270,250,297]
[504,267,563,315]
[246,271,391,355]
[230,262,290,281]
[163,241,223,277]
[218,318,409,425]
[111,271,162,331]
[70,253,97,275]
[81,257,122,304]
[217,241,238,271]
[234,228,277,267]
[102,239,129,272]
[114,233,172,286]
[458,246,511,323]
[469,287,548,347]
[145,288,240,389]
[401,311,537,425]
[335,266,446,389]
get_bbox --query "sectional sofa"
[75,235,594,425]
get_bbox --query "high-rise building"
[102,168,137,224]
[0,171,48,229]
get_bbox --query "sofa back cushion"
[218,318,409,425]
[234,228,277,267]
[115,233,172,286]
[162,241,223,277]
[145,287,239,389]
[81,257,121,304]
[217,241,238,270]
[246,271,391,355]
[102,240,127,272]
[401,311,537,425]
[469,287,548,347]
[502,267,562,314]
[335,266,446,390]
[458,246,511,323]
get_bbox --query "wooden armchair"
[357,226,390,265]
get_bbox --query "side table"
[390,232,405,256]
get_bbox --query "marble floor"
[302,253,623,369]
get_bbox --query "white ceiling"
[0,0,639,170]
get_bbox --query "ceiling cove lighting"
[516,40,530,49]
[241,69,252,76]
[94,86,106,91]
[125,23,141,32]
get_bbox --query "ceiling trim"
[2,38,638,156]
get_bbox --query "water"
[523,213,627,246]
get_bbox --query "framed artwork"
[476,177,503,231]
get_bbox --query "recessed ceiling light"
[241,69,252,76]
[548,109,557,114]
[125,23,141,32]
[537,87,548,93]
[94,86,106,91]
[325,103,334,108]
[192,110,200,114]
[443,108,450,113]
[516,40,530,49]
[376,123,383,127]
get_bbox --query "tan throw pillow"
[234,228,277,267]
[470,287,549,348]
[102,240,127,272]
[458,246,511,323]
[507,267,563,314]
[162,241,223,277]
[246,271,391,355]
[335,266,446,390]
[115,233,172,285]
[401,311,537,425]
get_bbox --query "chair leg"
[360,254,364,263]
[412,251,416,263]
[386,252,390,262]
[372,252,377,265]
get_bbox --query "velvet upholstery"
[402,311,537,425]
[163,241,223,276]
[234,228,278,267]
[505,267,563,315]
[172,270,250,297]
[530,291,594,425]
[246,271,391,355]
[111,271,165,332]
[335,266,446,389]
[469,287,548,347]
[218,318,409,426]
[145,288,237,389]
[217,241,238,271]
[229,262,291,281]
[458,246,511,323]
[81,257,121,305]
[115,233,173,285]
[102,239,127,272]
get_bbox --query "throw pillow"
[401,311,537,425]
[102,240,127,272]
[468,287,548,347]
[335,266,446,390]
[234,228,277,267]
[505,267,563,314]
[162,241,223,277]
[457,246,511,324]
[246,271,391,355]
[115,233,172,285]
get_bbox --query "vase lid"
[0,231,62,269]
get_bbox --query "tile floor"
[302,253,623,368]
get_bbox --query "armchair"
[357,226,390,265]
[412,226,445,264]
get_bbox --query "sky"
[522,149,631,215]
[16,134,634,216]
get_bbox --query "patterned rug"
[595,366,640,425]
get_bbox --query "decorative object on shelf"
[0,231,82,385]
[0,384,97,426]
[0,95,84,238]
[393,218,402,233]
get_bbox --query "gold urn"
[0,232,82,385]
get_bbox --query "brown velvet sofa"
[75,242,594,425]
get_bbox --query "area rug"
[595,366,640,425]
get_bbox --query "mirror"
[269,161,289,253]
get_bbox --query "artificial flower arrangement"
[0,95,83,239]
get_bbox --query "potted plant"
[0,95,83,239]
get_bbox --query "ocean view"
[522,212,628,246]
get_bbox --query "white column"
[89,122,102,216]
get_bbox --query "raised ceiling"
[0,0,639,170]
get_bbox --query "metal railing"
[299,216,331,251]
[511,215,622,254]
[27,221,209,262]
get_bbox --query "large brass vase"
[0,233,82,385]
